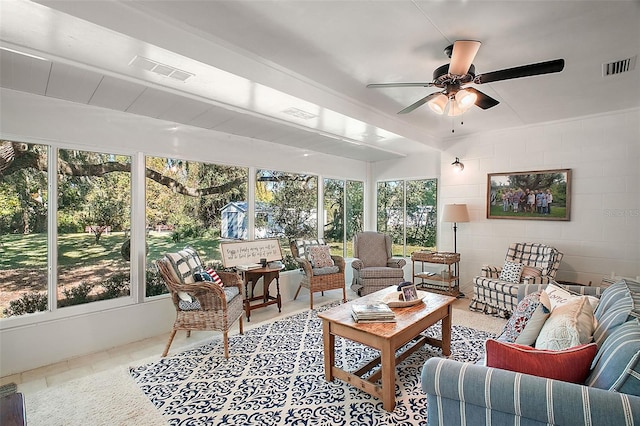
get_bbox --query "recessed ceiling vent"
[129,55,194,82]
[282,107,318,120]
[602,55,637,77]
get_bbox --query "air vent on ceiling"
[361,132,385,141]
[281,107,318,120]
[602,55,637,77]
[129,55,194,82]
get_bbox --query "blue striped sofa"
[422,279,640,425]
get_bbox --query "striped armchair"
[469,242,563,318]
[351,232,406,296]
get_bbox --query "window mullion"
[403,181,407,258]
[248,167,256,241]
[132,153,144,302]
[48,147,58,313]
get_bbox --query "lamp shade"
[442,204,469,223]
[428,94,448,114]
[455,89,477,109]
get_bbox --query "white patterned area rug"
[130,303,494,425]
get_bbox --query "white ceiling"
[1,0,639,162]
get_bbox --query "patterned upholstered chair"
[351,232,407,296]
[291,239,346,309]
[156,247,244,358]
[469,242,563,318]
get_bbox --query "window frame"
[0,138,367,329]
[376,178,438,257]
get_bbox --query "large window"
[0,138,363,319]
[1,142,137,317]
[57,148,132,308]
[323,179,344,255]
[145,156,248,295]
[345,180,364,257]
[256,169,317,264]
[377,179,437,257]
[324,178,364,257]
[0,141,48,318]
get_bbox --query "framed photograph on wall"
[487,169,571,221]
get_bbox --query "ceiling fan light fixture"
[455,89,477,108]
[447,100,465,116]
[428,94,448,115]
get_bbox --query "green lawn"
[1,232,433,271]
[489,205,567,219]
[0,231,224,270]
[146,232,221,265]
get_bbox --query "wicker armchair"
[351,232,406,296]
[291,240,346,309]
[157,256,244,358]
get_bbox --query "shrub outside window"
[377,179,437,257]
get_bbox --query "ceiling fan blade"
[397,92,441,114]
[464,87,500,109]
[475,59,565,84]
[448,40,481,76]
[367,82,435,88]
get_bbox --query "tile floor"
[1,288,504,399]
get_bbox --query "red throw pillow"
[485,339,598,384]
[204,267,224,287]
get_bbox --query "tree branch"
[1,142,244,197]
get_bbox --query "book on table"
[351,303,396,323]
[235,263,262,271]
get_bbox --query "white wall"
[387,108,639,295]
[0,89,368,375]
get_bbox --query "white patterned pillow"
[308,245,335,268]
[544,282,599,312]
[535,296,596,350]
[165,246,203,284]
[499,261,525,283]
[165,246,203,302]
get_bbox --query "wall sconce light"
[451,157,464,172]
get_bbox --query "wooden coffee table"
[317,286,456,412]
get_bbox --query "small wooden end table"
[412,251,460,297]
[318,286,455,412]
[241,266,283,321]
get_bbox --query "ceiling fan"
[367,40,565,116]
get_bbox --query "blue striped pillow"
[593,280,639,347]
[586,319,640,396]
[595,280,632,319]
